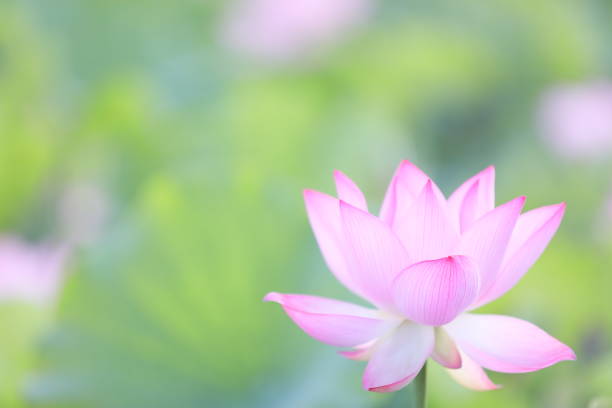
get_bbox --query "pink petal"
[457,196,525,303]
[303,190,365,298]
[391,256,479,326]
[432,327,462,369]
[446,348,500,391]
[334,170,368,211]
[379,160,430,225]
[340,201,411,310]
[264,292,394,347]
[448,166,495,232]
[393,180,459,263]
[338,349,369,360]
[363,323,434,392]
[456,181,481,233]
[445,314,576,373]
[338,338,377,361]
[477,203,565,307]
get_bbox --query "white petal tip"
[263,292,282,303]
[480,383,502,391]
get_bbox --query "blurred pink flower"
[539,81,612,160]
[0,237,67,305]
[219,0,372,62]
[266,161,574,392]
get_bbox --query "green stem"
[386,363,427,408]
[414,363,427,408]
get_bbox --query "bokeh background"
[1,0,611,407]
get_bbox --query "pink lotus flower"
[265,161,574,392]
[219,0,372,62]
[0,237,67,305]
[539,81,612,160]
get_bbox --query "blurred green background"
[0,0,611,406]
